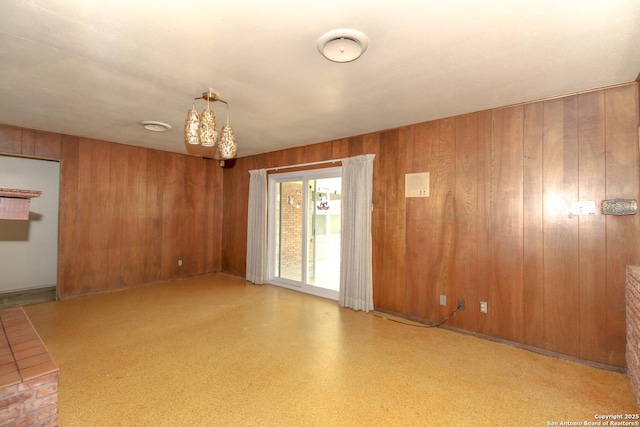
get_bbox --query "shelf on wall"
[0,188,42,220]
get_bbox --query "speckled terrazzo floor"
[23,273,638,426]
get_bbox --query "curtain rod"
[264,158,342,172]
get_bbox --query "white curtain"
[246,169,268,284]
[339,154,375,312]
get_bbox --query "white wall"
[0,155,60,292]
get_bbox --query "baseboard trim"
[0,286,57,309]
[373,307,626,374]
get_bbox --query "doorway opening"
[267,167,341,300]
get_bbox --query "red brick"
[0,384,18,400]
[38,416,58,427]
[0,407,21,424]
[36,404,57,420]
[22,394,57,414]
[0,390,34,410]
[9,413,36,427]
[35,383,58,398]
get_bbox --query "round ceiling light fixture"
[317,29,369,63]
[140,121,172,132]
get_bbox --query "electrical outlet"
[458,299,465,310]
[439,295,447,306]
[480,301,488,314]
[178,259,183,267]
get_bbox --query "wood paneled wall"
[0,125,223,298]
[222,83,640,367]
[1,83,638,367]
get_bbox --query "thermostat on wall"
[405,172,429,198]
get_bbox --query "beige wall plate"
[405,172,429,198]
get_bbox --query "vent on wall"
[405,172,429,198]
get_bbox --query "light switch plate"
[571,201,596,216]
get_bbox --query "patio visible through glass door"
[269,168,342,300]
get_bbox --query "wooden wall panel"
[489,106,524,343]
[160,153,184,279]
[452,114,479,330]
[88,140,112,291]
[436,119,456,321]
[374,130,407,314]
[542,97,580,356]
[34,130,61,160]
[57,135,79,296]
[523,102,545,348]
[208,159,224,272]
[604,84,640,366]
[403,123,432,318]
[221,156,251,276]
[0,127,224,298]
[142,149,163,284]
[107,143,126,289]
[0,125,21,154]
[364,133,399,311]
[3,82,635,367]
[186,156,205,275]
[0,125,61,159]
[20,129,35,156]
[476,110,493,335]
[577,90,607,363]
[121,146,147,287]
[551,96,582,348]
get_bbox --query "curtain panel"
[339,154,375,312]
[246,169,268,284]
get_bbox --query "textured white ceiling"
[0,0,639,158]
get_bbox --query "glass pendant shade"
[198,108,218,147]
[184,106,200,145]
[218,124,237,159]
[184,90,237,158]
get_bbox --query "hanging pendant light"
[184,89,237,160]
[198,106,217,147]
[184,103,200,145]
[218,104,237,159]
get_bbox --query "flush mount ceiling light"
[316,29,369,63]
[140,121,172,132]
[184,89,237,159]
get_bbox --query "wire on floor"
[372,305,461,328]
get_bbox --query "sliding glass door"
[268,168,341,300]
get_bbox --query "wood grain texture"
[489,106,525,343]
[476,110,493,335]
[221,155,251,276]
[604,84,640,366]
[375,130,407,314]
[0,125,61,159]
[452,114,479,330]
[404,123,435,320]
[107,143,127,289]
[0,124,22,154]
[20,129,35,156]
[1,83,637,367]
[542,97,580,356]
[436,118,456,320]
[34,130,61,160]
[142,149,163,284]
[577,90,607,363]
[121,146,147,287]
[48,137,223,297]
[57,135,79,296]
[523,102,545,348]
